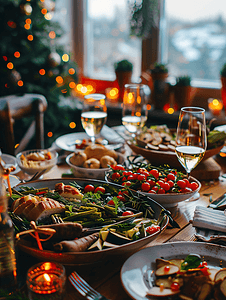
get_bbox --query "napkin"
[100,125,124,144]
[193,205,226,233]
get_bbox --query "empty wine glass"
[122,84,149,138]
[175,107,207,178]
[81,93,107,144]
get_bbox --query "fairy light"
[24,23,30,30]
[15,144,19,149]
[7,62,13,69]
[47,132,53,138]
[81,86,87,94]
[76,84,83,91]
[69,122,76,129]
[26,18,31,24]
[56,76,63,84]
[3,56,7,61]
[39,69,45,75]
[18,80,24,86]
[87,85,94,92]
[49,31,56,39]
[14,51,20,58]
[69,68,75,75]
[62,54,69,62]
[69,82,76,88]
[27,35,33,41]
[41,8,47,15]
[7,21,16,28]
[168,107,174,114]
[44,13,53,20]
[61,89,67,94]
[147,104,152,110]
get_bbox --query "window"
[161,0,226,88]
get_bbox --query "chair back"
[0,94,47,155]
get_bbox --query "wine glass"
[81,93,107,144]
[122,84,149,138]
[175,106,207,178]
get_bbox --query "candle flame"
[43,273,51,282]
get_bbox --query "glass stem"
[91,136,96,144]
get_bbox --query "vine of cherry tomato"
[108,164,199,194]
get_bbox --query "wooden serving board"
[191,157,221,181]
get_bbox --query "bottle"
[0,164,17,293]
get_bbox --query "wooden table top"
[16,147,226,300]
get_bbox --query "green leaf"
[181,254,202,270]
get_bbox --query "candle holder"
[26,262,66,300]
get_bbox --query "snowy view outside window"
[85,0,141,81]
[164,0,226,86]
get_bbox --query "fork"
[69,271,110,300]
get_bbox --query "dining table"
[15,141,226,300]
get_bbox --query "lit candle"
[208,98,224,115]
[26,262,66,299]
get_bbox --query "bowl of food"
[66,144,125,180]
[106,162,201,207]
[12,178,169,265]
[127,125,226,169]
[16,149,58,175]
[0,153,18,173]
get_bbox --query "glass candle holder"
[26,262,66,300]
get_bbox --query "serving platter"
[120,241,226,300]
[14,178,169,265]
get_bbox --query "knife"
[208,193,226,209]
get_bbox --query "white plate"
[120,241,226,300]
[55,126,124,152]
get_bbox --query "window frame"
[72,0,221,105]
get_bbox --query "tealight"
[208,98,224,115]
[26,262,66,300]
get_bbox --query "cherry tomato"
[164,266,170,273]
[200,267,210,276]
[157,180,165,188]
[167,180,174,188]
[118,190,129,196]
[122,181,132,187]
[177,179,186,189]
[84,184,95,193]
[146,224,160,235]
[141,182,151,192]
[117,194,126,202]
[171,282,180,292]
[147,179,155,187]
[107,200,115,206]
[163,182,171,191]
[137,167,148,174]
[149,169,159,179]
[137,174,146,181]
[111,172,121,180]
[127,175,136,181]
[122,211,134,216]
[157,188,165,194]
[148,190,156,194]
[122,176,127,181]
[189,181,199,191]
[94,186,106,194]
[152,185,159,192]
[183,178,190,187]
[180,187,193,193]
[167,173,176,181]
[114,165,125,171]
[122,171,128,177]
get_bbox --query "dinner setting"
[1,0,226,300]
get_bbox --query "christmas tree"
[0,0,78,148]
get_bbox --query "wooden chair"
[0,94,48,156]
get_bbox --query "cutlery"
[20,169,48,183]
[69,271,110,300]
[208,193,226,209]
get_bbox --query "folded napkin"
[100,125,124,144]
[193,205,226,233]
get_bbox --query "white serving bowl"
[141,176,201,208]
[66,152,125,180]
[16,149,58,175]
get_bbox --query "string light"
[69,68,75,75]
[41,8,47,15]
[69,82,76,88]
[14,51,20,58]
[61,89,67,93]
[49,31,56,39]
[25,18,31,24]
[3,56,7,61]
[17,80,24,86]
[7,62,14,69]
[39,69,45,75]
[147,104,152,110]
[44,13,53,20]
[62,54,69,62]
[27,34,33,41]
[7,21,16,28]
[69,122,76,129]
[47,132,53,137]
[56,76,63,84]
[24,23,30,30]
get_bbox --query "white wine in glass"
[81,94,107,144]
[175,107,207,178]
[122,84,149,137]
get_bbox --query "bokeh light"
[27,35,33,41]
[49,31,56,39]
[69,122,76,129]
[7,62,13,69]
[56,76,63,84]
[62,54,69,62]
[39,69,45,75]
[14,51,20,58]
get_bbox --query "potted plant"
[174,75,192,110]
[220,63,226,110]
[114,59,133,102]
[149,63,169,110]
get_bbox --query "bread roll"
[100,155,117,168]
[70,151,87,166]
[83,158,100,169]
[84,144,117,160]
